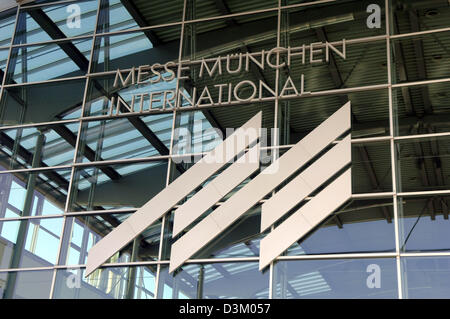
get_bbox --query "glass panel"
[0,217,63,269]
[78,114,173,163]
[16,0,98,45]
[178,56,278,108]
[0,9,17,48]
[184,0,277,21]
[286,198,396,256]
[281,0,385,42]
[279,0,387,96]
[277,40,387,92]
[0,49,8,74]
[0,169,69,218]
[391,31,450,85]
[181,11,278,74]
[0,270,53,299]
[83,71,178,118]
[278,89,390,145]
[394,82,450,137]
[273,258,398,298]
[0,124,78,170]
[392,0,450,34]
[401,256,450,299]
[162,205,267,260]
[53,266,156,299]
[97,0,139,33]
[396,135,450,193]
[158,262,269,299]
[5,39,91,84]
[91,26,181,73]
[351,140,392,194]
[97,0,183,33]
[173,110,222,155]
[173,103,275,157]
[58,214,162,266]
[69,161,168,211]
[284,0,340,5]
[161,148,278,261]
[399,195,450,252]
[0,79,86,126]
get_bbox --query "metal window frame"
[1,0,450,300]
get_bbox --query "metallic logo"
[85,102,351,276]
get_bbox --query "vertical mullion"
[0,4,21,299]
[0,6,20,95]
[6,11,26,171]
[48,0,104,299]
[385,0,403,299]
[269,0,282,300]
[0,7,20,142]
[155,0,188,300]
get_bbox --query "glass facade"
[0,0,449,299]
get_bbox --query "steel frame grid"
[0,0,448,299]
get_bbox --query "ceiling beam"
[27,8,178,171]
[52,124,122,180]
[213,0,238,27]
[392,13,415,116]
[0,131,69,190]
[356,145,392,223]
[119,0,162,46]
[27,8,89,71]
[408,9,432,114]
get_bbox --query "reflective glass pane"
[0,79,86,126]
[0,124,78,170]
[401,256,450,299]
[173,103,275,157]
[0,217,64,269]
[391,31,450,85]
[83,71,178,118]
[278,0,387,96]
[273,258,398,298]
[279,89,390,145]
[0,270,53,299]
[0,168,69,218]
[351,140,392,194]
[286,198,396,256]
[53,266,156,299]
[78,114,173,163]
[97,0,183,33]
[0,49,8,74]
[399,195,450,252]
[58,214,162,266]
[16,0,97,45]
[6,39,91,84]
[158,262,269,299]
[185,0,277,21]
[91,26,181,73]
[277,39,388,92]
[281,0,385,42]
[69,161,168,211]
[0,9,16,47]
[162,205,267,261]
[173,110,222,155]
[97,0,139,33]
[181,11,278,82]
[392,0,450,34]
[161,149,286,262]
[396,135,450,193]
[161,143,289,262]
[394,82,450,137]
